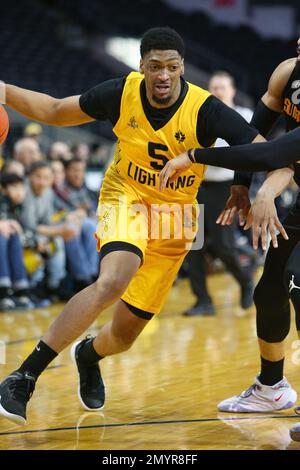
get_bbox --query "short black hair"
[140,27,184,58]
[28,160,52,175]
[0,173,24,188]
[63,157,85,170]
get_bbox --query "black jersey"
[283,60,300,187]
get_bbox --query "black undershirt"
[79,75,258,147]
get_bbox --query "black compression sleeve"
[232,100,282,187]
[193,127,300,171]
[251,100,281,137]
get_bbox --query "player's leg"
[283,240,300,337]
[71,223,191,412]
[280,241,300,441]
[43,249,141,351]
[218,233,298,412]
[71,299,151,411]
[0,248,141,424]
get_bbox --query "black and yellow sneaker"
[0,371,36,424]
[70,338,105,411]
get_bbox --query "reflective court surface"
[1,271,300,450]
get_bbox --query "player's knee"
[253,280,270,311]
[253,279,282,313]
[95,273,130,301]
[254,281,290,342]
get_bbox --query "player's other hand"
[216,185,251,226]
[244,193,288,251]
[159,151,192,191]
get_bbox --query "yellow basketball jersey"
[106,71,213,204]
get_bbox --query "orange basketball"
[0,105,9,145]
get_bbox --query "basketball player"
[0,27,293,426]
[159,46,300,441]
[217,47,300,443]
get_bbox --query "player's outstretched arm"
[159,127,300,192]
[192,127,300,171]
[218,57,297,226]
[4,84,94,126]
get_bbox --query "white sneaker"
[218,377,297,413]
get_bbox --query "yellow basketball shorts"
[95,175,198,316]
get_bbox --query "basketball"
[0,105,9,145]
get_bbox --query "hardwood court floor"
[1,270,300,450]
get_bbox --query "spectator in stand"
[21,161,78,300]
[13,138,41,173]
[54,157,100,290]
[24,122,49,156]
[59,158,94,214]
[1,160,25,178]
[51,159,65,191]
[71,142,90,164]
[0,174,35,310]
[48,141,72,162]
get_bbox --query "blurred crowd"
[0,123,111,311]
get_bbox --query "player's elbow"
[50,99,68,126]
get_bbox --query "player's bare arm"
[261,57,296,111]
[244,167,294,250]
[5,85,94,126]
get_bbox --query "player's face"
[140,50,184,107]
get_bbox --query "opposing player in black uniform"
[159,49,300,442]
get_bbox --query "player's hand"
[244,194,288,250]
[159,152,192,191]
[216,185,251,226]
